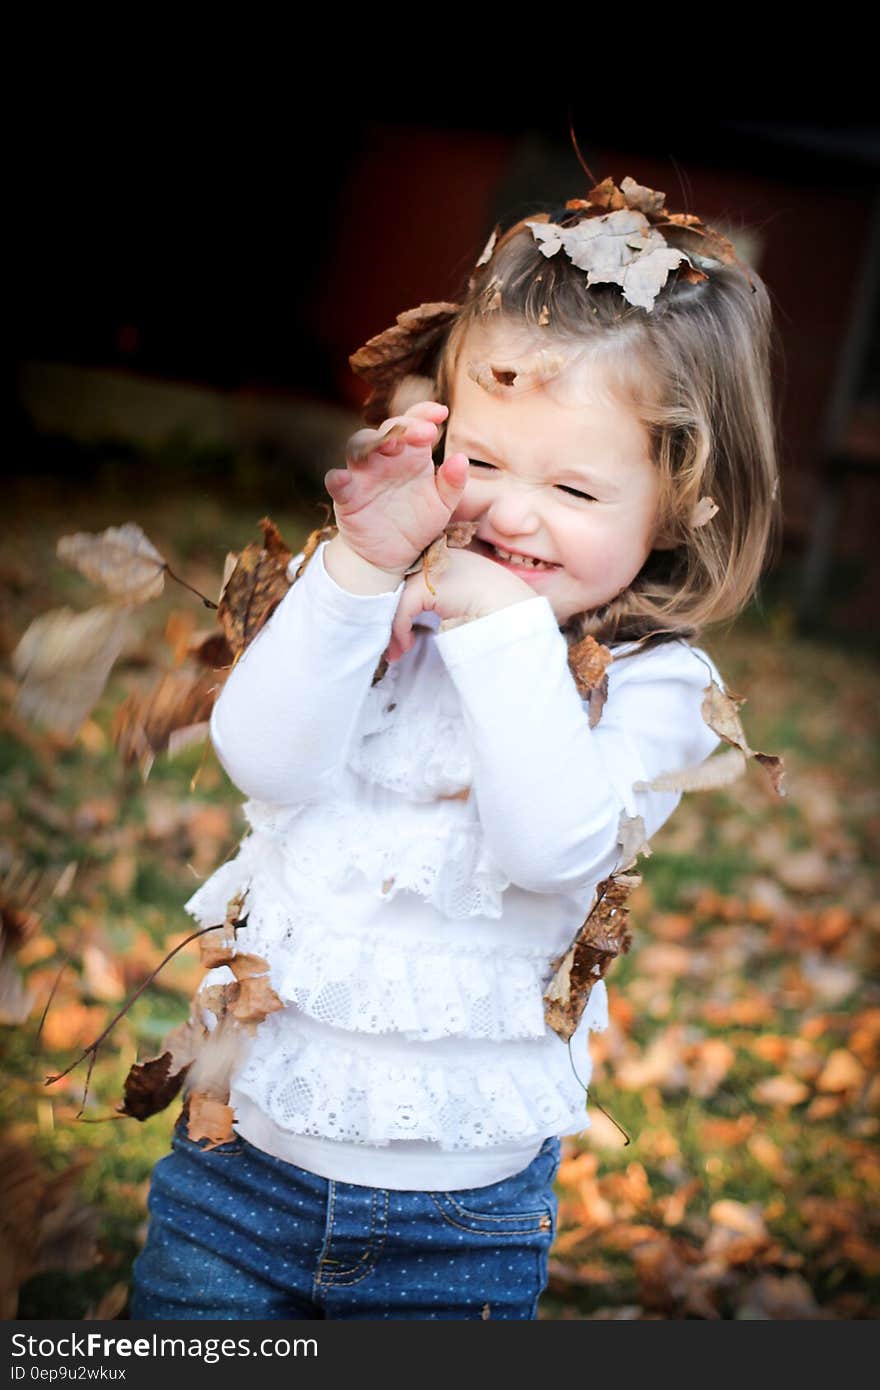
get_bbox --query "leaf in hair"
[691,496,720,528]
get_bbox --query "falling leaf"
[617,811,652,870]
[112,669,219,778]
[118,1016,204,1122]
[217,518,295,659]
[164,609,198,667]
[634,746,748,794]
[701,680,786,796]
[190,629,235,670]
[56,522,167,605]
[12,605,136,738]
[544,872,640,1042]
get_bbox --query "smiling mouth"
[471,538,560,571]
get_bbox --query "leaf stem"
[163,563,218,610]
[42,922,236,1101]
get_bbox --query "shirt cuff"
[433,594,560,669]
[297,540,405,624]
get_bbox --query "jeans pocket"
[428,1139,559,1238]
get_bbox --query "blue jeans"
[130,1113,561,1320]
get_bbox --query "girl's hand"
[385,546,535,662]
[324,401,470,576]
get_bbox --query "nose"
[480,476,543,538]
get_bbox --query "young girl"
[130,176,781,1321]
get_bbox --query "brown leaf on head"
[56,522,167,606]
[466,349,568,396]
[349,302,461,427]
[217,518,295,658]
[543,872,641,1042]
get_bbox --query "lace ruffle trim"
[186,794,513,924]
[229,1010,603,1149]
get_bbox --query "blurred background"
[3,106,879,1320]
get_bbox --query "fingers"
[387,578,425,662]
[434,452,469,510]
[346,402,448,466]
[324,468,351,497]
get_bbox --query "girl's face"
[444,334,666,627]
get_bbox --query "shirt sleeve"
[434,594,723,896]
[209,540,404,804]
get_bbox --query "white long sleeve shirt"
[183,539,723,1189]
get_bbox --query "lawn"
[2,473,878,1320]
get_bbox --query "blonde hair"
[431,213,783,652]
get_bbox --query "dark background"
[11,101,880,636]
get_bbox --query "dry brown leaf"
[231,974,285,1025]
[56,522,166,605]
[12,604,136,739]
[466,348,569,395]
[691,496,720,529]
[400,521,480,599]
[617,811,652,870]
[544,872,640,1042]
[701,680,786,796]
[348,302,461,428]
[190,629,235,670]
[634,746,748,794]
[167,720,211,759]
[527,211,690,313]
[186,1095,237,1147]
[164,609,198,667]
[567,633,613,725]
[112,669,219,778]
[217,517,295,659]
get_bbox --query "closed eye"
[468,459,597,502]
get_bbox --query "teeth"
[490,544,553,569]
